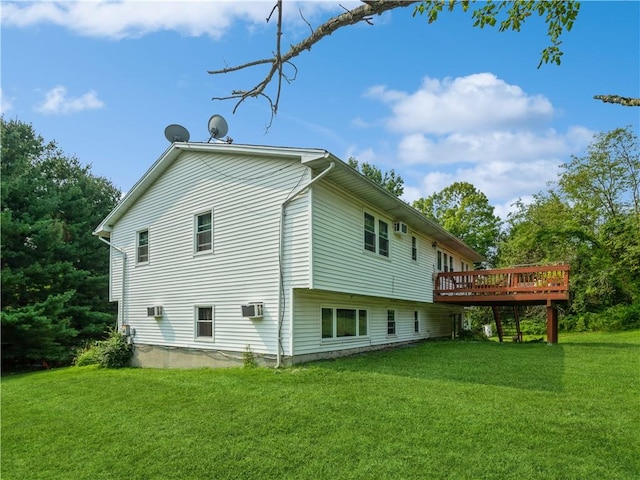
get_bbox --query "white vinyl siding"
[312,182,436,302]
[292,289,463,356]
[108,150,311,356]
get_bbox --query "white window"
[196,306,213,339]
[411,236,417,261]
[387,309,396,336]
[136,229,149,264]
[437,250,443,271]
[378,220,389,257]
[195,211,213,253]
[321,307,368,339]
[364,212,376,252]
[363,212,389,257]
[414,311,420,333]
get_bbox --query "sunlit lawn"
[2,330,638,479]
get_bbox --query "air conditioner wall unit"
[393,221,408,235]
[147,306,163,318]
[241,303,264,319]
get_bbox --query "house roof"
[94,142,484,262]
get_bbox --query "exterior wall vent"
[241,303,264,319]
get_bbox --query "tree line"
[1,117,121,370]
[1,118,638,369]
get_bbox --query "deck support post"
[491,306,504,342]
[546,300,558,344]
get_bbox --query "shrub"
[73,328,132,368]
[561,304,640,332]
[99,328,133,368]
[73,342,102,366]
[243,344,257,368]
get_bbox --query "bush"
[73,342,103,366]
[561,304,640,332]
[73,328,132,368]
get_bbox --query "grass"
[2,330,639,480]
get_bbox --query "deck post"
[546,300,558,344]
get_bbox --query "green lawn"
[2,331,639,480]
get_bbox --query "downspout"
[277,160,335,368]
[99,236,127,330]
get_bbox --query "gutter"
[276,159,335,368]
[98,237,127,330]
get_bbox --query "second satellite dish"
[208,114,229,140]
[164,124,190,143]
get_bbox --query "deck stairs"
[491,306,522,342]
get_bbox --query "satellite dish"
[164,124,190,143]
[207,114,229,139]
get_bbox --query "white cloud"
[360,72,595,217]
[1,1,349,40]
[397,126,592,166]
[35,86,105,115]
[0,89,13,114]
[367,73,554,135]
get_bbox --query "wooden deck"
[435,265,570,344]
[434,264,570,306]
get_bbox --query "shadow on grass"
[561,342,639,349]
[310,340,566,393]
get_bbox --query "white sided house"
[93,142,483,368]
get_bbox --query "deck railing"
[434,264,570,303]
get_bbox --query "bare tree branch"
[594,95,640,107]
[209,0,417,129]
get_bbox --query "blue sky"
[2,1,639,218]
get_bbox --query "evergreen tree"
[1,118,121,368]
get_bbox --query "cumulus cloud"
[35,86,105,115]
[366,73,554,135]
[397,126,592,166]
[1,1,348,40]
[361,73,594,217]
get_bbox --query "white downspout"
[99,237,127,329]
[277,161,335,368]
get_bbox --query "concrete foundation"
[130,338,431,369]
[131,344,277,369]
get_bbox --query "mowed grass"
[2,331,639,480]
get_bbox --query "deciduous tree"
[413,182,501,261]
[499,126,639,316]
[348,157,404,197]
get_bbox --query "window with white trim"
[411,236,417,261]
[364,213,376,253]
[136,229,149,264]
[387,309,396,335]
[321,307,368,339]
[414,311,420,333]
[378,220,389,257]
[363,212,389,257]
[195,211,213,253]
[437,250,443,271]
[196,306,213,339]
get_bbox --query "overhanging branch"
[209,0,417,129]
[594,95,640,107]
